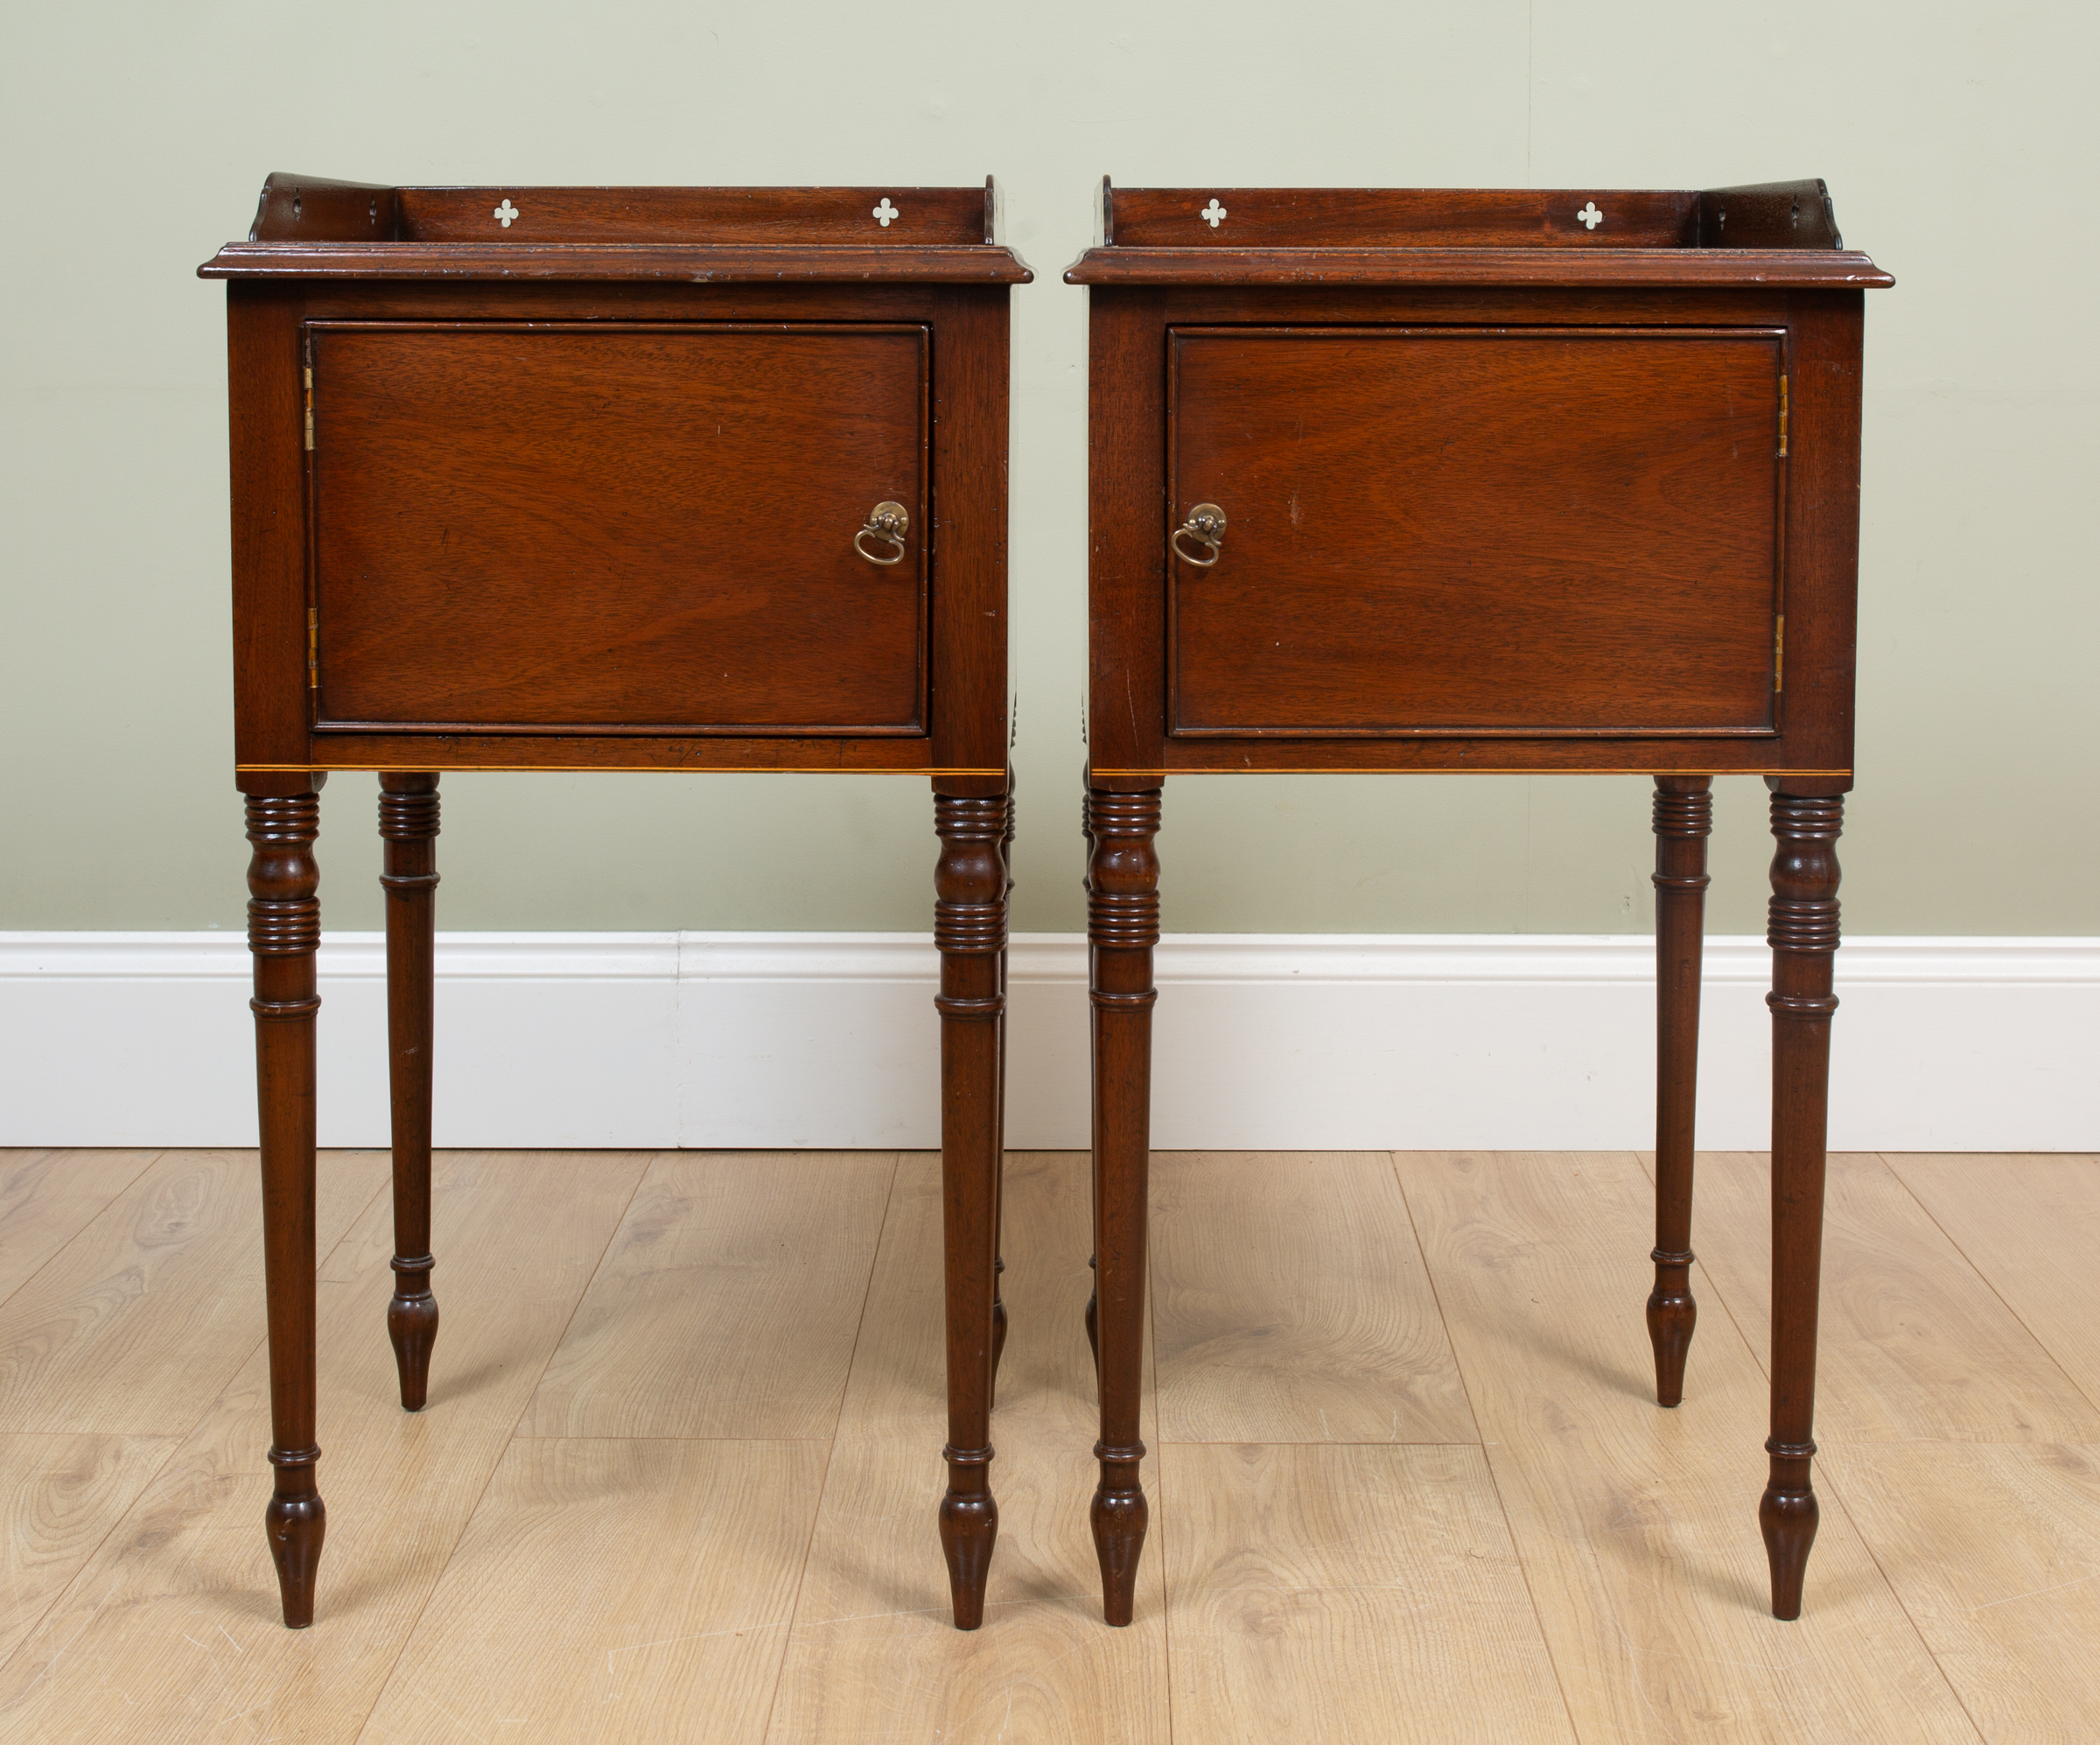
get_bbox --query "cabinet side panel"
[929,284,1011,787]
[1087,290,1169,782]
[228,284,313,770]
[1779,291,1865,777]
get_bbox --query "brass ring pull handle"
[854,501,910,566]
[1171,502,1228,568]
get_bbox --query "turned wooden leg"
[1761,781,1844,1620]
[379,774,441,1412]
[245,782,328,1629]
[934,787,1009,1629]
[1080,790,1099,1379]
[1087,784,1159,1627]
[1648,775,1712,1407]
[990,778,1015,1403]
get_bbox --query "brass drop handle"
[1171,502,1227,568]
[854,501,910,566]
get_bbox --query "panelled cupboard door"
[1167,326,1786,738]
[308,322,929,734]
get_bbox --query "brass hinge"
[1777,374,1788,459]
[304,366,314,451]
[307,607,318,690]
[1774,613,1785,692]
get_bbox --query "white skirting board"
[0,932,2092,1152]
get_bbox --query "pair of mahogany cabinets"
[202,172,1890,1635]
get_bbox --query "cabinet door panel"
[1168,326,1783,736]
[310,322,928,733]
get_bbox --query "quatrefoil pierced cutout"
[872,198,900,228]
[1576,200,1604,231]
[1200,198,1227,228]
[493,199,520,228]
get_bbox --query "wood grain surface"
[1150,1151,1474,1444]
[1818,1439,2100,1742]
[361,1437,826,1742]
[1396,1150,1977,1743]
[0,1150,648,1738]
[522,1152,896,1440]
[0,1149,159,1308]
[1884,1153,2100,1415]
[1167,327,1782,737]
[1160,1441,1573,1744]
[312,324,929,734]
[0,1430,174,1663]
[1683,1151,2100,1443]
[0,1148,386,1436]
[770,1152,1167,1742]
[3,1146,2085,1741]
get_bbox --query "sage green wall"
[3,3,2093,936]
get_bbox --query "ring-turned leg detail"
[990,778,1015,1405]
[1087,785,1160,1626]
[1080,790,1100,1383]
[1648,775,1712,1407]
[246,787,328,1628]
[1761,783,1843,1620]
[934,788,1009,1629]
[379,774,441,1412]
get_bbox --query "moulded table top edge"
[200,242,1033,283]
[1063,246,1890,288]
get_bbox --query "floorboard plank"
[0,1431,174,1664]
[1397,1150,1978,1745]
[4,1146,2089,1741]
[0,1151,160,1310]
[522,1152,897,1441]
[360,1437,824,1744]
[768,1153,1169,1744]
[1822,1440,2100,1744]
[0,1151,648,1741]
[1884,1154,2100,1420]
[1684,1153,2100,1443]
[0,1149,388,1437]
[1162,1441,1573,1744]
[1151,1152,1477,1446]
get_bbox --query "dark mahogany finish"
[379,772,440,1412]
[1073,180,1888,1625]
[1168,328,1783,736]
[1648,775,1712,1408]
[206,177,1026,1630]
[1761,781,1844,1619]
[932,794,1009,1627]
[1083,788,1161,1626]
[990,779,1016,1403]
[311,324,930,733]
[245,785,327,1628]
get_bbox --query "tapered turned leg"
[1087,784,1159,1627]
[245,782,328,1628]
[1648,775,1712,1407]
[990,778,1015,1403]
[1080,791,1099,1379]
[1761,782,1844,1620]
[379,774,441,1412]
[934,788,1009,1629]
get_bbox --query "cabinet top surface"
[200,174,1032,284]
[1067,179,1891,289]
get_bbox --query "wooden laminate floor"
[0,1147,2095,1741]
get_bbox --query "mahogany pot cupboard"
[202,172,1894,1641]
[202,177,1028,1630]
[1068,180,1890,1627]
